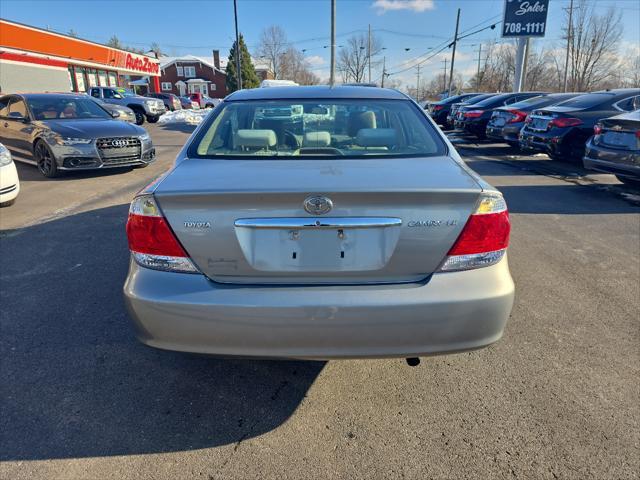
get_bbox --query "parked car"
[88,86,165,125]
[123,85,514,361]
[179,96,199,110]
[0,142,19,207]
[457,92,547,138]
[450,94,497,128]
[0,93,155,178]
[147,92,182,111]
[486,93,581,147]
[189,92,220,108]
[92,98,137,123]
[428,93,483,127]
[583,110,640,186]
[520,88,640,162]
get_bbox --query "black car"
[486,93,582,146]
[146,93,182,111]
[449,93,496,128]
[457,92,547,138]
[520,89,640,162]
[583,110,640,186]
[428,93,482,127]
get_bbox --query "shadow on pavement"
[159,123,199,133]
[0,204,324,460]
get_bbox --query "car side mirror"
[110,111,121,118]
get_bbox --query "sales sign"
[502,0,549,37]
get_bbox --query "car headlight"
[0,144,12,166]
[144,100,155,107]
[55,137,93,145]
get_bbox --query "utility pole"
[442,58,447,94]
[447,8,461,97]
[476,44,482,90]
[330,0,336,86]
[416,64,421,102]
[562,0,574,92]
[368,24,372,83]
[381,56,386,87]
[233,0,242,90]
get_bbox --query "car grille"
[96,137,142,164]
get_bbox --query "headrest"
[356,128,397,148]
[347,111,377,137]
[235,129,277,148]
[303,131,331,147]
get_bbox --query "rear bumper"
[123,256,515,359]
[485,125,505,141]
[583,155,640,179]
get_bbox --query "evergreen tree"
[226,34,260,92]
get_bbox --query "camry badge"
[303,195,333,215]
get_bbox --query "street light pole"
[330,0,336,86]
[368,24,372,83]
[233,0,242,90]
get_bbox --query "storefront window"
[108,72,117,87]
[98,70,108,86]
[67,67,76,92]
[87,69,98,87]
[75,68,86,92]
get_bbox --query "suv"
[146,93,182,111]
[189,92,219,108]
[88,86,165,125]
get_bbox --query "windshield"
[27,97,111,120]
[191,99,446,158]
[115,88,136,98]
[552,93,611,108]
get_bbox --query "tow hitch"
[405,357,420,367]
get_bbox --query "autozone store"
[0,19,160,95]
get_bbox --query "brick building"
[158,51,227,98]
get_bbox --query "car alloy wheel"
[35,141,59,178]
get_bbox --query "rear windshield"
[463,94,493,105]
[507,96,548,109]
[191,99,446,158]
[472,94,513,108]
[552,93,611,108]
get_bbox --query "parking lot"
[1,122,639,479]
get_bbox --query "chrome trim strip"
[234,217,402,230]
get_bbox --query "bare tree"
[561,0,623,91]
[279,47,320,85]
[337,33,383,83]
[256,25,288,80]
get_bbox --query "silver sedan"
[124,86,514,360]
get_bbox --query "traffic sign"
[502,0,549,38]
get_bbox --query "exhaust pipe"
[405,357,420,367]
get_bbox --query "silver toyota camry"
[124,86,514,360]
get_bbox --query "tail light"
[126,195,198,273]
[464,110,484,118]
[549,117,582,128]
[507,109,528,124]
[438,193,510,272]
[593,124,603,135]
[635,130,640,139]
[433,105,444,111]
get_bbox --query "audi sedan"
[0,93,155,178]
[124,86,514,360]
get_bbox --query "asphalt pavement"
[1,124,638,480]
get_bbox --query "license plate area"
[234,217,402,272]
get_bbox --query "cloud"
[305,55,325,66]
[373,0,435,14]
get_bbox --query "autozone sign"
[124,53,160,75]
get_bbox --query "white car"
[0,142,20,207]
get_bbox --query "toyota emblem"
[303,195,333,215]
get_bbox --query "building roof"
[226,85,408,101]
[159,55,224,74]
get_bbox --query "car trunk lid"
[154,157,483,284]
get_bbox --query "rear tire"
[34,140,59,178]
[132,108,145,125]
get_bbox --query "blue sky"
[1,0,638,87]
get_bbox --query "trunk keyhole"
[292,252,297,259]
[340,251,345,258]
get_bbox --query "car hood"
[102,103,134,114]
[38,119,144,137]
